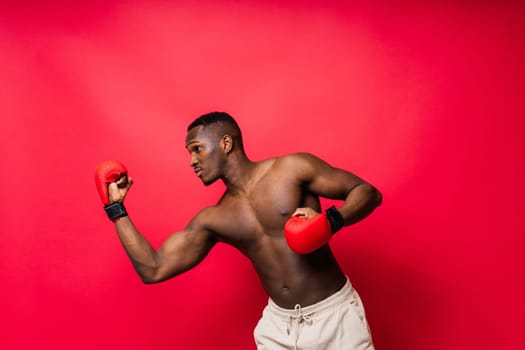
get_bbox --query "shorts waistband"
[267,277,352,318]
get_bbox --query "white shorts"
[254,277,375,350]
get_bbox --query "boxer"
[95,112,381,349]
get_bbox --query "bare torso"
[204,157,346,308]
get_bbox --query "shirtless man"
[95,112,382,349]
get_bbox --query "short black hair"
[187,111,240,132]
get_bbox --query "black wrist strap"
[325,206,344,234]
[104,202,128,221]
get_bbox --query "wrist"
[325,206,344,234]
[104,201,128,222]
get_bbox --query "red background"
[1,1,524,349]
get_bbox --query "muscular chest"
[213,175,320,244]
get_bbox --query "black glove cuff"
[325,206,344,234]
[104,202,128,221]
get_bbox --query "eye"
[186,142,203,154]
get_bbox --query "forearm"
[113,216,161,283]
[338,183,382,226]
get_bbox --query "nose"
[189,153,198,167]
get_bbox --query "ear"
[221,134,233,154]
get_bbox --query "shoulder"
[189,194,239,229]
[186,205,224,234]
[275,152,325,171]
[269,153,330,183]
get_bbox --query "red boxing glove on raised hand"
[94,160,128,205]
[94,160,129,221]
[284,214,333,254]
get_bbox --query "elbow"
[140,276,159,284]
[140,273,170,284]
[139,265,177,285]
[135,253,167,284]
[373,187,382,207]
[359,183,382,207]
[137,266,163,284]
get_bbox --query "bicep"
[294,153,366,199]
[154,216,217,281]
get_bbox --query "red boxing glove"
[284,214,332,254]
[94,160,128,205]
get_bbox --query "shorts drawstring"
[286,304,313,350]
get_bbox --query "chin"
[202,177,218,186]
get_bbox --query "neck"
[221,152,257,194]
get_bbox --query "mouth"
[193,167,203,177]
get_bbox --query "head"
[185,112,244,185]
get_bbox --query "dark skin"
[109,124,382,308]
